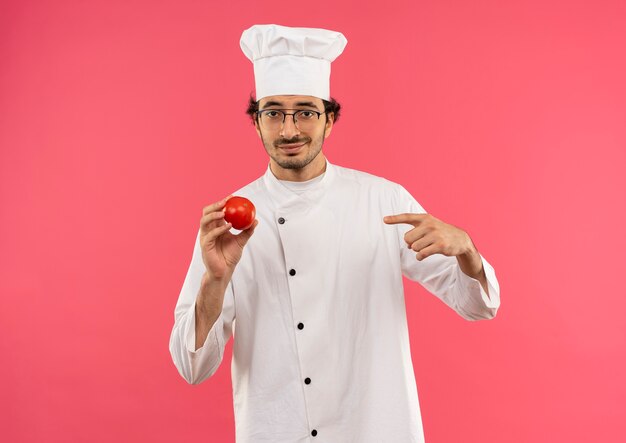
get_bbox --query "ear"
[324,112,334,138]
[254,119,262,139]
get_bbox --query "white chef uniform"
[169,160,500,442]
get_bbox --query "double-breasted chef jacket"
[170,160,501,443]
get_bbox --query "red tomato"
[224,196,256,230]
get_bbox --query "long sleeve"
[395,186,501,320]
[169,229,236,384]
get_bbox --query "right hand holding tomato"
[200,196,258,281]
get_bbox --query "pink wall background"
[2,0,625,442]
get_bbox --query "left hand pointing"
[383,213,474,261]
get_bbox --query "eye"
[264,110,282,119]
[297,111,316,120]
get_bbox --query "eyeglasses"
[256,109,324,131]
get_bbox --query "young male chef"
[170,24,501,443]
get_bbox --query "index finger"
[383,213,427,226]
[202,195,233,216]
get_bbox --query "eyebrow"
[294,101,319,108]
[261,101,283,108]
[261,101,320,109]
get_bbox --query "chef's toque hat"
[240,24,347,101]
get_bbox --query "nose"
[280,114,300,138]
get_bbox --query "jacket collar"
[262,158,336,211]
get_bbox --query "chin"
[277,160,308,170]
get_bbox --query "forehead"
[259,95,323,109]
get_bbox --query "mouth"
[277,142,307,153]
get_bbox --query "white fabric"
[169,161,500,443]
[279,172,325,194]
[240,24,347,100]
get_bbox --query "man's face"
[255,95,334,171]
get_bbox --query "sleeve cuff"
[457,254,501,312]
[183,302,225,355]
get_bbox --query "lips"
[278,142,306,152]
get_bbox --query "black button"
[278,217,285,224]
[304,377,311,384]
[311,429,318,437]
[289,269,296,276]
[297,323,304,330]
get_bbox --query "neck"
[270,153,327,182]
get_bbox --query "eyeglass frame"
[255,108,326,130]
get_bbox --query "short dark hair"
[245,94,341,124]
